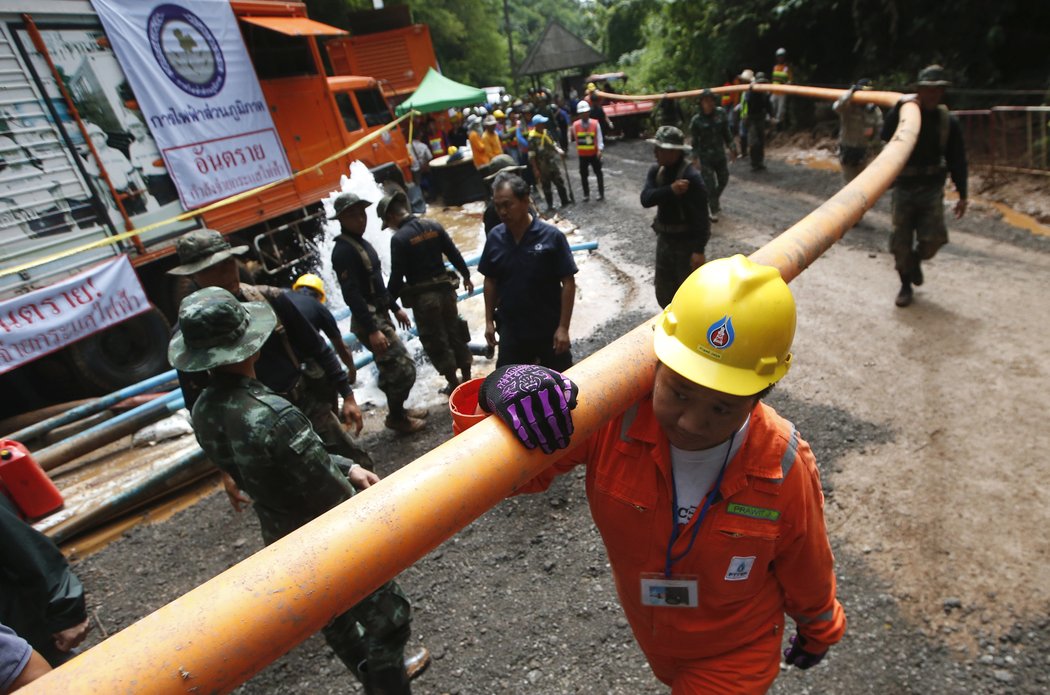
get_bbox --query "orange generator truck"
[0,1,439,416]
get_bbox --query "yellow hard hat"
[653,255,795,396]
[493,109,506,119]
[293,273,326,303]
[586,82,597,92]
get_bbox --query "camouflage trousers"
[352,314,416,416]
[655,234,700,309]
[890,183,948,276]
[537,163,568,208]
[699,156,730,214]
[412,288,472,380]
[258,506,411,688]
[746,120,767,168]
[289,367,374,471]
[322,579,412,687]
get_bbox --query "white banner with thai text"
[0,256,150,374]
[91,0,292,209]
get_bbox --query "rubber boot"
[895,272,913,307]
[440,371,460,396]
[911,255,924,286]
[597,175,605,201]
[557,183,570,207]
[362,663,411,695]
[359,661,411,695]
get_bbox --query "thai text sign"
[91,0,292,209]
[0,256,150,374]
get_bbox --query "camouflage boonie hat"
[168,229,248,276]
[329,191,372,219]
[168,287,276,372]
[699,88,716,101]
[647,125,692,151]
[483,154,526,181]
[377,189,409,229]
[916,65,951,87]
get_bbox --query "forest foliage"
[307,0,1049,100]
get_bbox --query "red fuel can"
[0,439,64,519]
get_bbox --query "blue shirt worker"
[479,172,577,371]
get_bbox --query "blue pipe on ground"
[5,371,177,444]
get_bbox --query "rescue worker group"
[156,60,965,694]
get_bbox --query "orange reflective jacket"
[573,119,599,157]
[520,398,846,661]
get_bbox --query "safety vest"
[573,119,599,157]
[428,136,445,156]
[772,63,791,84]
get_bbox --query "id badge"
[640,573,698,608]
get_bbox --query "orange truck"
[0,0,430,412]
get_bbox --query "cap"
[168,229,248,276]
[482,154,526,181]
[699,88,716,101]
[647,125,691,151]
[530,114,549,127]
[376,188,409,229]
[482,114,497,127]
[167,287,277,372]
[329,192,372,220]
[754,72,770,84]
[916,65,951,87]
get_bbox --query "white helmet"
[577,101,591,115]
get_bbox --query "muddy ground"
[72,137,1050,694]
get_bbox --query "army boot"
[895,272,913,307]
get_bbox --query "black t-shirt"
[387,216,469,301]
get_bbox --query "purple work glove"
[479,365,578,454]
[783,634,826,670]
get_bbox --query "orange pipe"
[24,91,920,694]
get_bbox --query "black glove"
[479,365,579,454]
[783,634,826,670]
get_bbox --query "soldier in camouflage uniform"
[168,229,374,470]
[880,65,968,307]
[527,114,569,213]
[833,79,883,183]
[169,287,429,694]
[379,190,474,396]
[640,126,710,308]
[689,89,738,222]
[330,193,429,434]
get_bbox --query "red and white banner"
[0,256,150,374]
[90,0,292,209]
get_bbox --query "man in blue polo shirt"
[479,172,578,370]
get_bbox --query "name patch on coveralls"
[726,503,781,522]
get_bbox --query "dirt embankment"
[72,139,1050,694]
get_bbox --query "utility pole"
[503,0,515,93]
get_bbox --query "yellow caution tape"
[0,112,417,280]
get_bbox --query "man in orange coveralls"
[477,255,846,693]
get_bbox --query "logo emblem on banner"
[147,4,226,97]
[706,316,734,350]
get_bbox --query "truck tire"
[68,305,172,394]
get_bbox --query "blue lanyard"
[664,432,735,578]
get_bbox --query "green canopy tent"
[395,67,486,115]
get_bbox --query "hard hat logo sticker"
[706,316,734,350]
